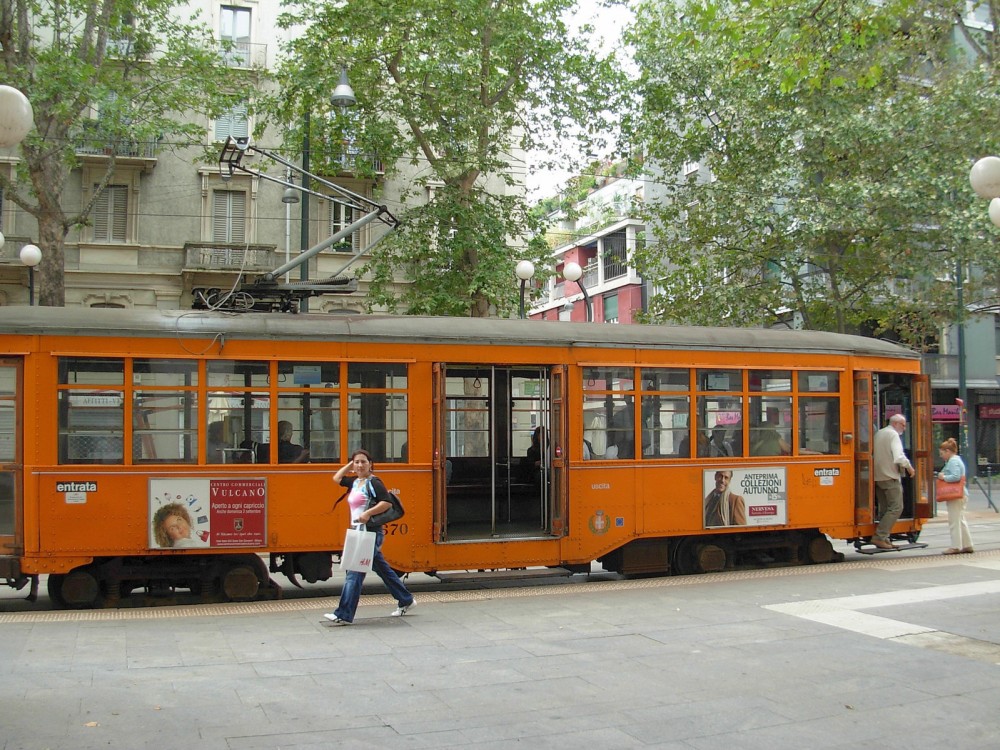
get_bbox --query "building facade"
[0,0,521,313]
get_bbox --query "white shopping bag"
[339,524,376,573]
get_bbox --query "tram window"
[348,363,408,462]
[446,373,489,459]
[58,357,124,385]
[57,358,124,464]
[0,401,13,463]
[799,397,840,455]
[348,362,407,389]
[749,370,791,392]
[278,363,341,464]
[207,360,269,387]
[799,371,840,392]
[697,396,744,457]
[58,390,124,464]
[641,395,690,458]
[133,391,197,463]
[207,391,269,462]
[583,367,634,392]
[640,369,690,458]
[640,368,689,392]
[583,393,635,459]
[133,359,198,386]
[749,397,792,456]
[348,393,407,462]
[696,369,742,392]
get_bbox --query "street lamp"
[959,155,1000,468]
[300,66,357,312]
[19,244,41,306]
[563,261,593,322]
[282,182,299,283]
[515,260,535,319]
[0,85,33,148]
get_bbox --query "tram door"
[436,364,564,541]
[854,372,933,529]
[0,360,21,571]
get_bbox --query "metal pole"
[579,282,593,322]
[957,258,970,474]
[300,110,311,312]
[519,280,527,319]
[28,267,34,306]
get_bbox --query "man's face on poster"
[714,471,732,493]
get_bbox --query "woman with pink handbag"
[937,438,973,555]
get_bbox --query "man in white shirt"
[871,414,914,549]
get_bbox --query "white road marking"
[765,575,1000,663]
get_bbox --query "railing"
[602,231,628,281]
[218,41,268,69]
[75,136,159,159]
[183,243,275,272]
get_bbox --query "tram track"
[2,546,997,623]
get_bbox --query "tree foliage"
[273,0,622,317]
[627,0,1000,346]
[0,0,252,305]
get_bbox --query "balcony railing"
[75,136,159,159]
[183,243,274,272]
[218,41,267,69]
[603,231,629,281]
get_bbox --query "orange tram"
[0,307,933,608]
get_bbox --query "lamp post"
[515,260,535,319]
[0,85,34,149]
[19,244,41,306]
[282,179,299,284]
[563,261,592,322]
[300,66,356,312]
[961,155,1000,470]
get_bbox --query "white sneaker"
[391,599,415,617]
[323,613,351,625]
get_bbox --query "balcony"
[218,41,267,69]
[183,243,275,273]
[74,121,159,162]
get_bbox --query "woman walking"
[325,449,415,624]
[938,438,974,555]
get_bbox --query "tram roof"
[0,307,920,360]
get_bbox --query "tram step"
[856,542,929,555]
[435,567,572,582]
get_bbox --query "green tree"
[274,0,621,317]
[0,0,252,306]
[627,0,1000,345]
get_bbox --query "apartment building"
[530,172,647,324]
[0,0,494,313]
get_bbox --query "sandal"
[942,548,961,555]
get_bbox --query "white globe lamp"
[0,86,34,149]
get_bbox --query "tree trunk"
[36,215,68,307]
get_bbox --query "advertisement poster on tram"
[148,478,267,549]
[703,468,787,528]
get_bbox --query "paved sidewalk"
[1,507,998,750]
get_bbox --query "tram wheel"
[46,574,68,608]
[694,543,728,573]
[60,567,104,609]
[221,564,261,602]
[804,535,834,564]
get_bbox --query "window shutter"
[214,104,248,140]
[111,186,127,241]
[94,188,109,240]
[229,191,246,243]
[213,190,246,243]
[212,191,229,242]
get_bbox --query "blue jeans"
[333,528,413,623]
